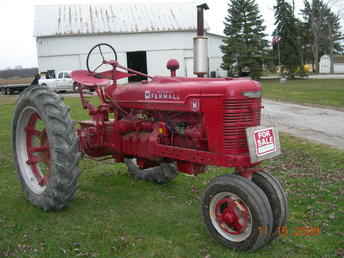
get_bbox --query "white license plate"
[246,126,281,163]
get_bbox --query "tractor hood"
[113,77,261,108]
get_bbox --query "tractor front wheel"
[202,174,273,251]
[124,159,177,184]
[12,86,81,211]
[252,171,288,241]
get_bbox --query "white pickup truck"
[39,71,76,92]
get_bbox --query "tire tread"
[12,86,81,211]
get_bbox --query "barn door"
[126,51,147,82]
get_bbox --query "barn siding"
[36,32,193,57]
[36,32,226,78]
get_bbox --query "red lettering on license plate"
[254,128,276,156]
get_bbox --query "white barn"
[34,2,226,81]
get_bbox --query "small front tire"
[252,171,288,240]
[202,174,273,251]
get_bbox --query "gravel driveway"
[262,99,344,150]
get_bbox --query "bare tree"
[303,0,343,73]
[324,2,343,72]
[309,0,326,73]
[327,0,344,36]
[327,16,335,73]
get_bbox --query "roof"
[34,2,207,37]
[207,32,226,39]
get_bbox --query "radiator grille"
[223,99,261,154]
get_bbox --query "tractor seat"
[71,70,111,87]
[71,70,133,88]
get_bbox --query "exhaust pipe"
[194,3,209,77]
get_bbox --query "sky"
[0,0,341,70]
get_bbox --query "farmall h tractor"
[12,5,287,252]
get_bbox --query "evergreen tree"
[273,0,301,76]
[221,0,267,79]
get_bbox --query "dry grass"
[0,96,17,105]
[0,77,33,86]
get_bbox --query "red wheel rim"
[214,197,249,235]
[25,112,51,187]
[209,192,252,242]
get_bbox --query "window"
[64,72,71,78]
[58,72,63,79]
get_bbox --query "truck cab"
[39,71,74,92]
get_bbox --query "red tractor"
[12,43,287,251]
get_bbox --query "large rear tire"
[202,174,273,251]
[12,86,81,211]
[252,171,288,240]
[124,158,177,184]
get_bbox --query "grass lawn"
[0,96,343,257]
[261,79,344,109]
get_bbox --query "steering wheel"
[86,43,118,73]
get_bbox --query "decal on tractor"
[191,98,200,112]
[144,90,180,100]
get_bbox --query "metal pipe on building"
[194,3,209,78]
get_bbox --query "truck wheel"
[73,82,80,93]
[12,86,81,211]
[202,174,273,251]
[252,171,288,240]
[124,159,177,184]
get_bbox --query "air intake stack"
[193,3,209,77]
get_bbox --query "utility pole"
[328,21,335,74]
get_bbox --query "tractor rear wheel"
[202,174,273,251]
[252,171,288,240]
[124,159,177,184]
[12,85,81,211]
